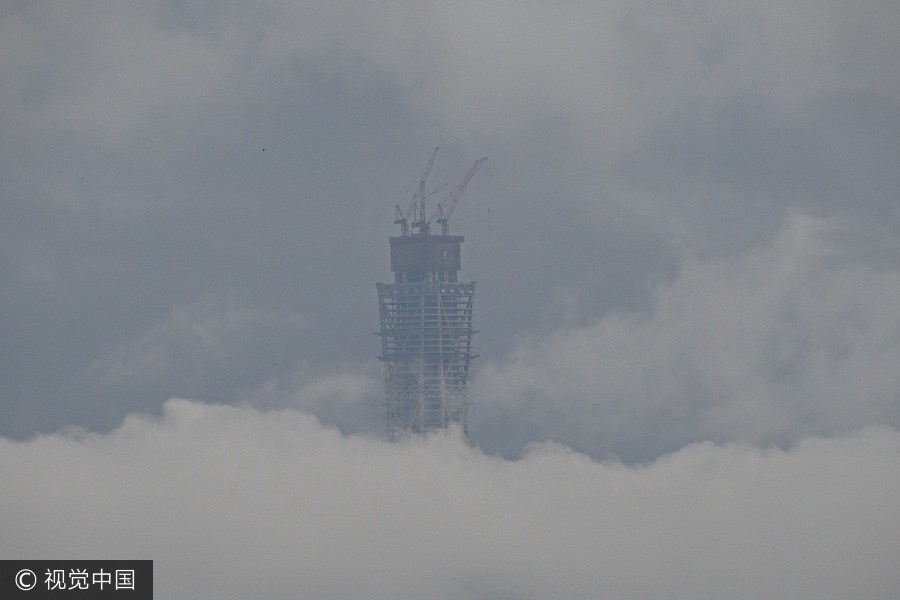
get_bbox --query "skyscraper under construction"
[377,149,486,440]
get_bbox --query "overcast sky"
[2,0,899,597]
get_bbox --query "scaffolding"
[377,235,476,440]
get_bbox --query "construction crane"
[395,147,439,236]
[425,157,488,236]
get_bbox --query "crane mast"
[395,147,439,236]
[430,157,487,236]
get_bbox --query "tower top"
[389,234,463,274]
[389,234,464,284]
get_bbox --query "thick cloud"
[475,213,900,461]
[1,399,897,599]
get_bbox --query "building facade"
[376,234,476,440]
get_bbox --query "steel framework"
[377,280,475,440]
[378,151,484,440]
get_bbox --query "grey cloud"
[1,0,898,462]
[473,214,900,461]
[251,361,384,435]
[1,399,897,599]
[86,294,305,388]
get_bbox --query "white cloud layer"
[1,399,897,599]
